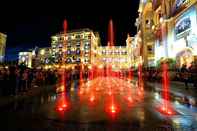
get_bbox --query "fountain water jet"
[158,63,175,115]
[137,63,144,98]
[58,19,68,93]
[108,19,114,47]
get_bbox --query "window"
[76,35,80,39]
[76,42,80,46]
[76,49,80,55]
[66,58,71,63]
[60,36,65,41]
[147,45,153,54]
[67,50,71,55]
[76,58,81,62]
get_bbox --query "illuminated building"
[51,28,100,65]
[18,52,32,68]
[152,0,197,67]
[136,0,156,67]
[137,0,197,67]
[0,32,7,62]
[31,47,52,68]
[169,0,197,67]
[94,39,132,70]
[127,34,141,68]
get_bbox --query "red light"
[157,105,175,116]
[110,105,116,113]
[161,107,165,111]
[58,107,63,111]
[167,111,172,115]
[63,19,68,32]
[79,90,83,95]
[127,96,133,102]
[90,96,95,102]
[110,104,117,114]
[62,104,67,108]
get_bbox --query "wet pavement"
[0,77,197,131]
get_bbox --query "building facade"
[18,52,32,68]
[152,0,197,68]
[51,28,100,66]
[136,0,156,67]
[94,38,132,70]
[137,0,197,68]
[126,34,142,68]
[0,32,7,62]
[31,47,52,68]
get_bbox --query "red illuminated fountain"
[157,63,175,115]
[55,92,69,119]
[105,94,119,118]
[58,19,68,93]
[108,19,114,47]
[137,63,144,97]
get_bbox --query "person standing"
[15,67,20,95]
[181,65,189,89]
[21,69,28,92]
[8,66,17,95]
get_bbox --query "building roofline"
[0,32,7,37]
[57,28,94,35]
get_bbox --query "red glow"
[79,90,83,95]
[162,63,170,105]
[89,95,95,102]
[62,104,67,108]
[108,90,112,95]
[108,19,114,47]
[58,107,63,111]
[161,63,171,115]
[128,68,133,80]
[137,64,144,97]
[56,93,69,113]
[110,105,116,113]
[63,19,68,32]
[156,63,176,116]
[127,96,133,103]
[157,105,175,116]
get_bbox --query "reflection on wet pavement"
[0,77,197,130]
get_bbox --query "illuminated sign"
[175,17,191,36]
[175,7,197,39]
[174,7,197,55]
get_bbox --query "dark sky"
[0,1,139,60]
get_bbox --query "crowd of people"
[0,65,58,96]
[1,63,196,97]
[142,64,197,89]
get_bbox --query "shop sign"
[175,6,197,39]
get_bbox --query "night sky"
[0,1,139,60]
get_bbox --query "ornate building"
[137,0,197,67]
